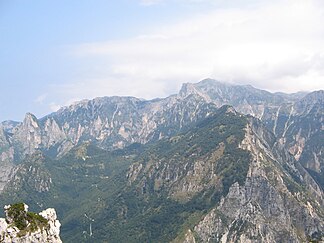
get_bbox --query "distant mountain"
[178,80,323,189]
[179,79,300,118]
[0,93,218,190]
[0,106,322,242]
[274,91,323,188]
[1,79,320,165]
[0,79,323,242]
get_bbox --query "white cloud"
[34,93,48,104]
[49,102,61,112]
[65,0,324,106]
[139,0,263,7]
[139,0,162,6]
[49,97,84,112]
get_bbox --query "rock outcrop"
[0,203,62,243]
[191,119,324,242]
[0,79,322,193]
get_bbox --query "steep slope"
[0,79,323,242]
[0,93,217,192]
[179,79,301,119]
[0,79,322,194]
[42,94,217,153]
[0,121,19,190]
[192,118,323,242]
[280,91,324,189]
[179,79,324,189]
[0,142,139,241]
[122,108,323,243]
[0,106,323,242]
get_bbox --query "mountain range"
[0,79,323,242]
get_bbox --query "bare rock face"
[0,203,62,243]
[179,80,323,175]
[182,229,196,243]
[179,80,323,192]
[0,79,322,193]
[2,93,217,163]
[192,120,324,243]
[0,161,16,192]
[0,102,322,242]
[11,152,52,193]
[39,208,62,242]
[0,92,218,192]
[13,113,42,156]
[0,126,16,191]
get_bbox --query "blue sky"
[1,0,324,121]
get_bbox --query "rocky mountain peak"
[304,90,324,101]
[21,113,39,132]
[293,90,324,115]
[179,82,212,103]
[196,78,232,89]
[179,83,199,97]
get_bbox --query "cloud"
[139,0,263,7]
[64,0,324,107]
[48,97,84,112]
[34,93,48,104]
[139,0,162,5]
[49,102,61,112]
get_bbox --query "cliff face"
[0,203,62,243]
[124,112,323,242]
[192,120,323,242]
[0,94,218,190]
[280,91,324,189]
[179,81,324,189]
[0,93,220,196]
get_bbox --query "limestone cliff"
[191,119,324,242]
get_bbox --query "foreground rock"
[0,203,62,243]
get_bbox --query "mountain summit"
[0,79,323,242]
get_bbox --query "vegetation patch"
[6,203,48,236]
